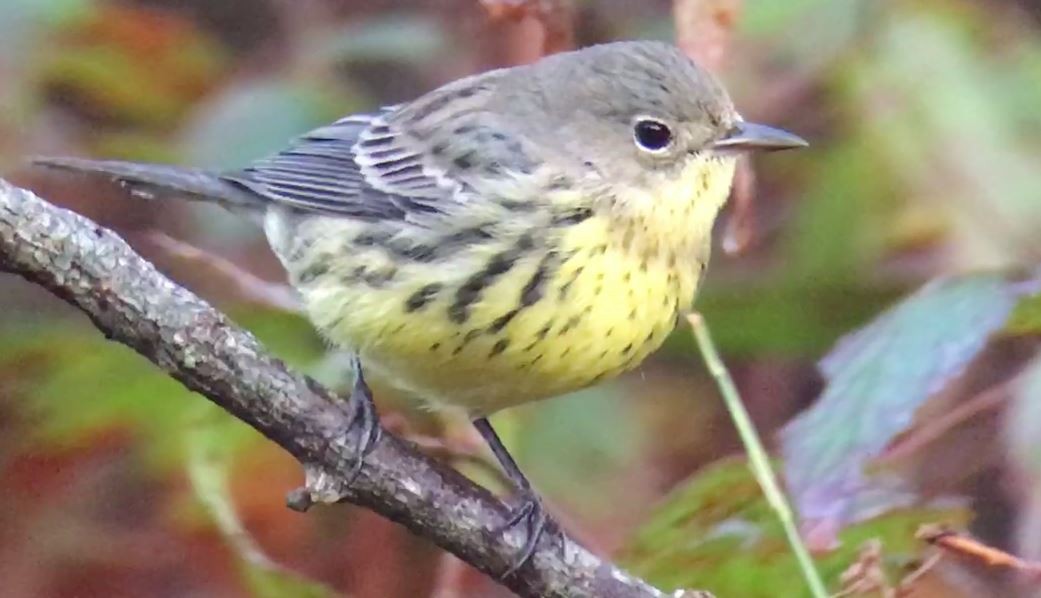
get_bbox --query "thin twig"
[687,313,828,598]
[879,384,1009,464]
[835,540,894,598]
[917,524,1041,579]
[147,232,301,312]
[896,552,943,596]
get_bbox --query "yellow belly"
[290,216,700,416]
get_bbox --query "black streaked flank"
[400,244,437,261]
[489,338,510,357]
[558,314,581,336]
[499,199,537,212]
[448,237,528,323]
[489,308,520,333]
[524,319,555,352]
[519,252,556,307]
[354,230,394,247]
[516,232,535,252]
[537,320,554,339]
[557,265,583,300]
[364,266,397,287]
[405,283,442,312]
[350,225,497,264]
[297,260,330,284]
[552,207,594,226]
[444,225,495,245]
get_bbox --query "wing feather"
[223,71,537,221]
[223,105,457,220]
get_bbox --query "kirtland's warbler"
[38,41,805,572]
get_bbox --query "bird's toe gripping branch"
[286,354,382,512]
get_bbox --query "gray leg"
[473,417,553,577]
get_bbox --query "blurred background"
[3,0,1041,596]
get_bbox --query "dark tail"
[32,157,263,211]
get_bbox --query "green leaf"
[621,459,966,597]
[780,275,1019,543]
[1004,289,1041,335]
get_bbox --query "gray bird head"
[484,41,806,185]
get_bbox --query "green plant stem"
[687,313,828,598]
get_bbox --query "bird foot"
[343,355,382,483]
[495,489,555,578]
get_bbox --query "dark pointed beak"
[711,122,808,152]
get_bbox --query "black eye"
[633,119,673,152]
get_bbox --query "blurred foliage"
[782,274,1026,546]
[186,407,336,598]
[3,0,1041,596]
[42,4,227,129]
[1,309,319,465]
[621,458,970,597]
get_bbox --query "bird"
[36,40,806,575]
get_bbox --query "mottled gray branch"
[0,177,708,598]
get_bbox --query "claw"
[497,491,551,577]
[344,354,382,483]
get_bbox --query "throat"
[606,154,737,263]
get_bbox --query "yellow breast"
[283,154,737,416]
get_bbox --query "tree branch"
[0,177,708,598]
